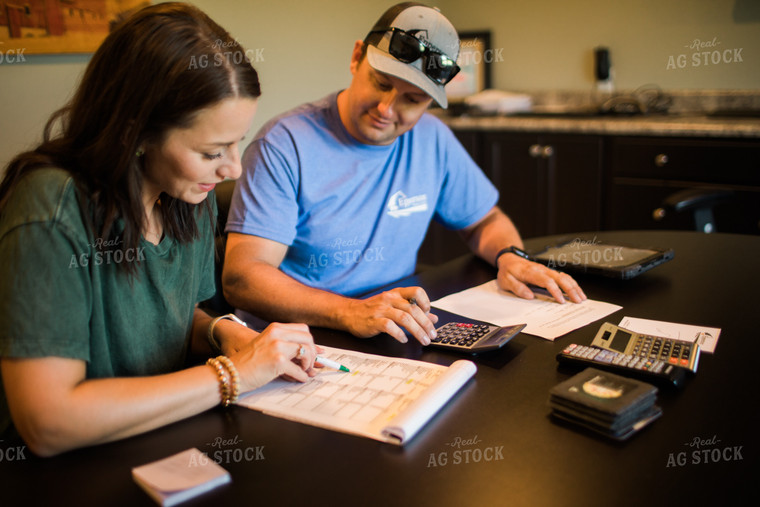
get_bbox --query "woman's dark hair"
[0,2,261,274]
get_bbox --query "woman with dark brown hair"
[0,3,318,457]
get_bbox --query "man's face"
[338,42,434,146]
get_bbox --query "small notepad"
[132,448,230,506]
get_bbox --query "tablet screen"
[533,242,660,268]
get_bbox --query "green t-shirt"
[0,168,217,436]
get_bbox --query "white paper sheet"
[617,317,721,354]
[431,280,621,341]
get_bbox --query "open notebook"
[236,346,476,445]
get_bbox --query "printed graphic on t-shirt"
[387,190,428,218]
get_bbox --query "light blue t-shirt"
[226,92,498,297]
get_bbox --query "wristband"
[207,313,248,353]
[494,245,530,266]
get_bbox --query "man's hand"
[497,253,586,304]
[338,287,439,345]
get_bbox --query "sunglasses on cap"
[368,27,460,85]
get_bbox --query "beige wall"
[1,0,758,173]
[443,0,760,91]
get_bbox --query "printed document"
[431,280,621,341]
[237,347,476,445]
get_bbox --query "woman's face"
[142,97,258,204]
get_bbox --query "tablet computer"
[528,238,674,279]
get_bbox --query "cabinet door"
[484,132,545,238]
[545,134,603,235]
[484,132,603,238]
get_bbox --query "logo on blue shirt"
[387,191,429,218]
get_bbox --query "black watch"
[494,245,530,266]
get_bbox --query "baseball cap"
[363,2,460,108]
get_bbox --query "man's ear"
[349,39,364,75]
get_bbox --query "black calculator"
[428,322,526,353]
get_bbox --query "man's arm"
[458,206,586,303]
[222,232,438,344]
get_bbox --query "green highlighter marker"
[315,355,350,372]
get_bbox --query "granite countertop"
[434,90,760,139]
[436,112,760,138]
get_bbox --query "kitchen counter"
[435,111,760,138]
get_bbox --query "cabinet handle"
[654,153,669,167]
[529,144,554,159]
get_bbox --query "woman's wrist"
[206,355,241,407]
[207,313,248,354]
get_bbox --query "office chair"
[200,179,236,316]
[652,187,734,233]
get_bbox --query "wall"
[0,0,758,174]
[443,0,760,92]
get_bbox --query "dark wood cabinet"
[417,131,603,266]
[417,127,760,268]
[604,136,760,234]
[483,132,603,239]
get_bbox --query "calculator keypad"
[435,323,492,347]
[632,335,693,368]
[561,344,668,374]
[429,322,525,353]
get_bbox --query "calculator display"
[610,330,632,352]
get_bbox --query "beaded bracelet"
[206,357,231,406]
[216,355,240,406]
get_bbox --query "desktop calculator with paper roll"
[556,322,700,387]
[428,322,526,353]
[591,322,700,372]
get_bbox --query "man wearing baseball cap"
[223,2,586,345]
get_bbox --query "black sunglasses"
[368,27,460,85]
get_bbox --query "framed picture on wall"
[0,0,149,55]
[445,30,493,102]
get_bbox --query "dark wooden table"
[1,231,757,506]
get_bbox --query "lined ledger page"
[236,347,476,445]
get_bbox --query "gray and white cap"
[363,2,460,108]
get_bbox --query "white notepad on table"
[132,448,230,506]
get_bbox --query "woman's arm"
[2,311,317,457]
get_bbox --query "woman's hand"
[229,322,318,392]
